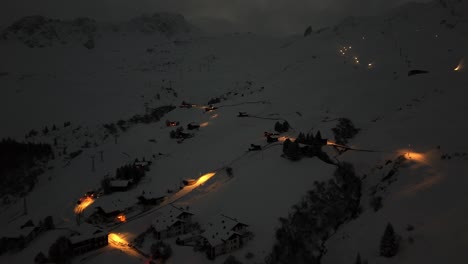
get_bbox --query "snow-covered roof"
[135,161,150,166]
[109,180,131,188]
[69,223,107,244]
[91,194,137,214]
[152,205,192,231]
[201,215,247,247]
[0,215,41,238]
[1,225,37,238]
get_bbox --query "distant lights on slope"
[353,56,360,64]
[338,45,352,56]
[454,58,464,72]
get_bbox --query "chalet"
[180,101,193,108]
[204,105,217,112]
[95,206,122,219]
[109,180,132,192]
[182,178,197,186]
[0,218,41,251]
[187,122,200,130]
[70,226,108,256]
[91,195,136,220]
[171,128,193,140]
[138,193,166,206]
[267,135,279,143]
[152,205,193,240]
[176,230,201,246]
[248,144,262,151]
[134,160,151,171]
[166,120,180,127]
[201,215,250,259]
[264,132,279,137]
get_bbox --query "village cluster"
[0,92,349,264]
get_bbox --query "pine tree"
[34,251,47,264]
[151,241,172,260]
[48,236,72,264]
[315,130,322,140]
[296,132,306,144]
[282,121,290,132]
[354,253,362,264]
[304,26,313,37]
[283,138,292,154]
[285,140,301,160]
[43,216,54,230]
[380,223,399,257]
[274,122,283,133]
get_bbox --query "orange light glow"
[399,149,427,163]
[368,62,374,69]
[108,233,129,248]
[74,197,94,214]
[454,58,464,71]
[196,172,216,185]
[210,114,219,119]
[278,136,295,142]
[200,122,209,127]
[116,214,126,222]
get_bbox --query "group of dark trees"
[103,106,176,135]
[151,241,172,262]
[332,118,360,145]
[207,97,221,105]
[282,139,301,160]
[274,121,290,133]
[282,131,332,163]
[0,138,54,197]
[101,162,147,194]
[295,131,326,146]
[25,122,71,139]
[128,106,176,125]
[100,177,112,195]
[268,162,362,263]
[116,164,146,183]
[169,127,193,139]
[1,216,54,256]
[47,236,72,264]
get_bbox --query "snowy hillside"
[1,1,468,264]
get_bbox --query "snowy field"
[1,1,468,263]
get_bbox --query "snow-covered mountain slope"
[1,12,192,49]
[1,1,468,263]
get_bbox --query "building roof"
[69,223,107,244]
[89,193,138,214]
[0,215,41,238]
[152,204,192,231]
[109,180,131,188]
[134,161,150,167]
[201,214,247,247]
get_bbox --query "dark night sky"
[1,0,430,34]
